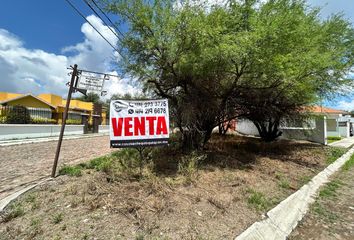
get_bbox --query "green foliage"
[298,175,312,187]
[327,136,342,140]
[326,147,347,164]
[5,105,31,124]
[312,202,338,222]
[342,154,354,171]
[66,119,82,125]
[59,165,82,177]
[278,178,291,190]
[30,117,57,124]
[178,152,206,183]
[52,213,63,224]
[327,136,342,144]
[2,202,25,222]
[247,189,271,211]
[0,116,6,123]
[319,180,343,198]
[104,0,354,144]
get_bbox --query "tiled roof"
[310,106,349,114]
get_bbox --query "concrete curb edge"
[235,146,354,240]
[0,179,50,212]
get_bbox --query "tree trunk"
[253,119,282,142]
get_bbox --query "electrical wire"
[64,0,121,55]
[82,0,123,42]
[90,0,125,38]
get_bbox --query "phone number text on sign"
[110,99,169,148]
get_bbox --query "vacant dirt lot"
[0,135,344,239]
[0,135,113,200]
[289,163,354,240]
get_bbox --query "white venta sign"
[110,99,169,148]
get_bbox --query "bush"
[0,116,6,123]
[5,105,31,124]
[66,119,82,125]
[30,117,56,124]
[327,136,341,141]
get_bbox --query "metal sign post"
[51,64,79,177]
[51,66,118,177]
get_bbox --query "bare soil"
[0,135,336,240]
[289,166,354,239]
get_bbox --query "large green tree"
[103,0,354,144]
[106,0,245,149]
[226,0,354,141]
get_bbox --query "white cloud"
[337,99,354,111]
[0,15,138,98]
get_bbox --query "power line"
[90,0,125,38]
[64,0,121,55]
[82,0,123,42]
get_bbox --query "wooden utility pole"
[51,64,78,177]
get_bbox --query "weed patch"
[326,147,346,164]
[312,202,338,222]
[298,175,312,187]
[247,189,272,211]
[59,165,82,177]
[52,213,63,224]
[342,154,354,171]
[178,152,206,184]
[2,202,25,222]
[319,180,343,198]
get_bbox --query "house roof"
[0,94,57,109]
[310,106,349,115]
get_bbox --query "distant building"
[0,92,107,126]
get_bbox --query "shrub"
[327,136,341,141]
[0,116,6,123]
[66,119,82,125]
[30,117,56,124]
[5,105,31,124]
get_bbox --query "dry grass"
[0,134,338,240]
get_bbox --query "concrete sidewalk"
[328,137,354,148]
[0,132,109,147]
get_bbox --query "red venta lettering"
[112,116,168,136]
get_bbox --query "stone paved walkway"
[289,166,354,239]
[0,135,114,200]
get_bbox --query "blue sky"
[0,0,353,108]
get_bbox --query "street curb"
[0,133,109,147]
[0,179,49,212]
[235,146,354,240]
